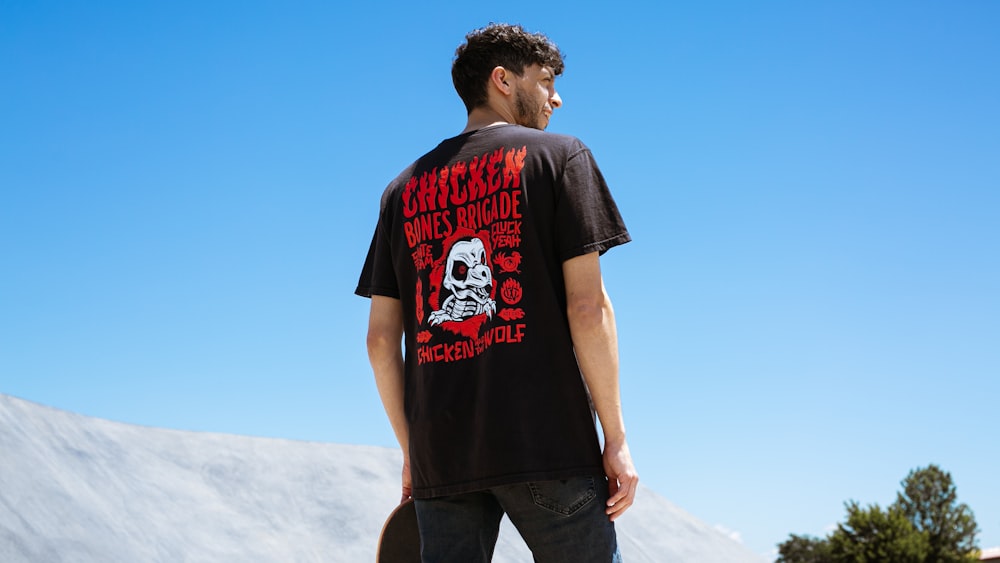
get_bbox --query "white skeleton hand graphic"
[429,238,496,325]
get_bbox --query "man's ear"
[490,66,512,95]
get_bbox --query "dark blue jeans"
[413,476,621,563]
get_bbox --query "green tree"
[828,502,929,563]
[776,534,832,563]
[775,465,979,563]
[893,464,979,562]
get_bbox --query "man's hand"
[401,459,413,503]
[603,439,638,521]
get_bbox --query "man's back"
[358,123,629,498]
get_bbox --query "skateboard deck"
[376,499,421,563]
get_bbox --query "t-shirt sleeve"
[554,143,631,261]
[355,215,401,299]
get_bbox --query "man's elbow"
[566,294,613,330]
[366,325,401,361]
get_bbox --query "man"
[357,23,637,562]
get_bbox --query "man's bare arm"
[563,252,638,520]
[366,295,411,500]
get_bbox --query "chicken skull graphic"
[429,238,497,325]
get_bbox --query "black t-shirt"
[356,124,629,498]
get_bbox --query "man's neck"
[462,106,514,134]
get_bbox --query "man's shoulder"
[382,126,587,194]
[492,125,585,148]
[424,124,586,159]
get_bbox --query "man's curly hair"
[452,23,565,114]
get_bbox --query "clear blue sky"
[2,1,997,558]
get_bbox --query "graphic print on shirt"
[428,237,497,325]
[400,145,529,365]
